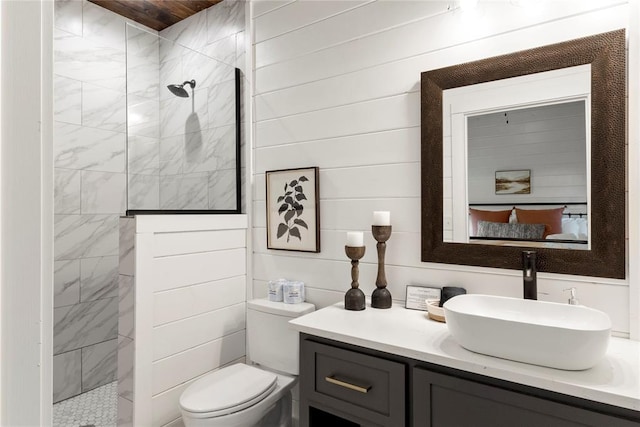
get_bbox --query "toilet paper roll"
[267,279,286,302]
[283,281,305,304]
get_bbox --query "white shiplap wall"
[251,1,635,335]
[124,215,247,427]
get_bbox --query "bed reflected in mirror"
[442,65,591,250]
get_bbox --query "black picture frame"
[266,167,320,253]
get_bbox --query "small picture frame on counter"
[405,285,441,311]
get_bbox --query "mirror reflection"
[442,66,591,250]
[466,102,589,249]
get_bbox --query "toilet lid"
[179,364,278,416]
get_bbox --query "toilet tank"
[247,299,315,375]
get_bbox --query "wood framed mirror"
[421,30,626,279]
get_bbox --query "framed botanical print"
[266,167,320,252]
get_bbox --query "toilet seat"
[179,364,278,419]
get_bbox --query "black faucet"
[522,251,537,300]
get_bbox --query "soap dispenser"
[564,287,580,305]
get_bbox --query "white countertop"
[290,302,640,411]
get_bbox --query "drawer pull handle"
[325,376,371,394]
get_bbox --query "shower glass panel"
[125,24,240,213]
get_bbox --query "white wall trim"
[41,0,54,420]
[0,0,54,424]
[628,0,639,341]
[135,214,247,233]
[0,2,4,421]
[246,0,256,301]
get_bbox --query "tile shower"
[53,0,245,412]
[127,24,240,211]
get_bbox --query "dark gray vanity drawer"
[413,367,640,427]
[302,339,405,427]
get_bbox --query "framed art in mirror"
[421,30,626,279]
[495,170,531,195]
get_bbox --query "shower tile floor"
[53,381,117,427]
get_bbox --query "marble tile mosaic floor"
[53,381,117,427]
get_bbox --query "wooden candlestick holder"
[371,225,392,309]
[344,245,366,311]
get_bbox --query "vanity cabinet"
[299,334,640,427]
[300,339,406,427]
[413,368,638,427]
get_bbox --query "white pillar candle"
[372,211,391,226]
[346,231,364,247]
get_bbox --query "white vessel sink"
[443,294,611,370]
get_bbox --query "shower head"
[167,79,196,98]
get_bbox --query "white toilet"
[179,298,315,427]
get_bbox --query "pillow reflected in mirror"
[515,207,564,238]
[469,208,512,236]
[562,217,588,240]
[477,221,546,240]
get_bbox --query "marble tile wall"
[118,217,135,424]
[53,0,132,403]
[126,24,161,210]
[127,0,245,211]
